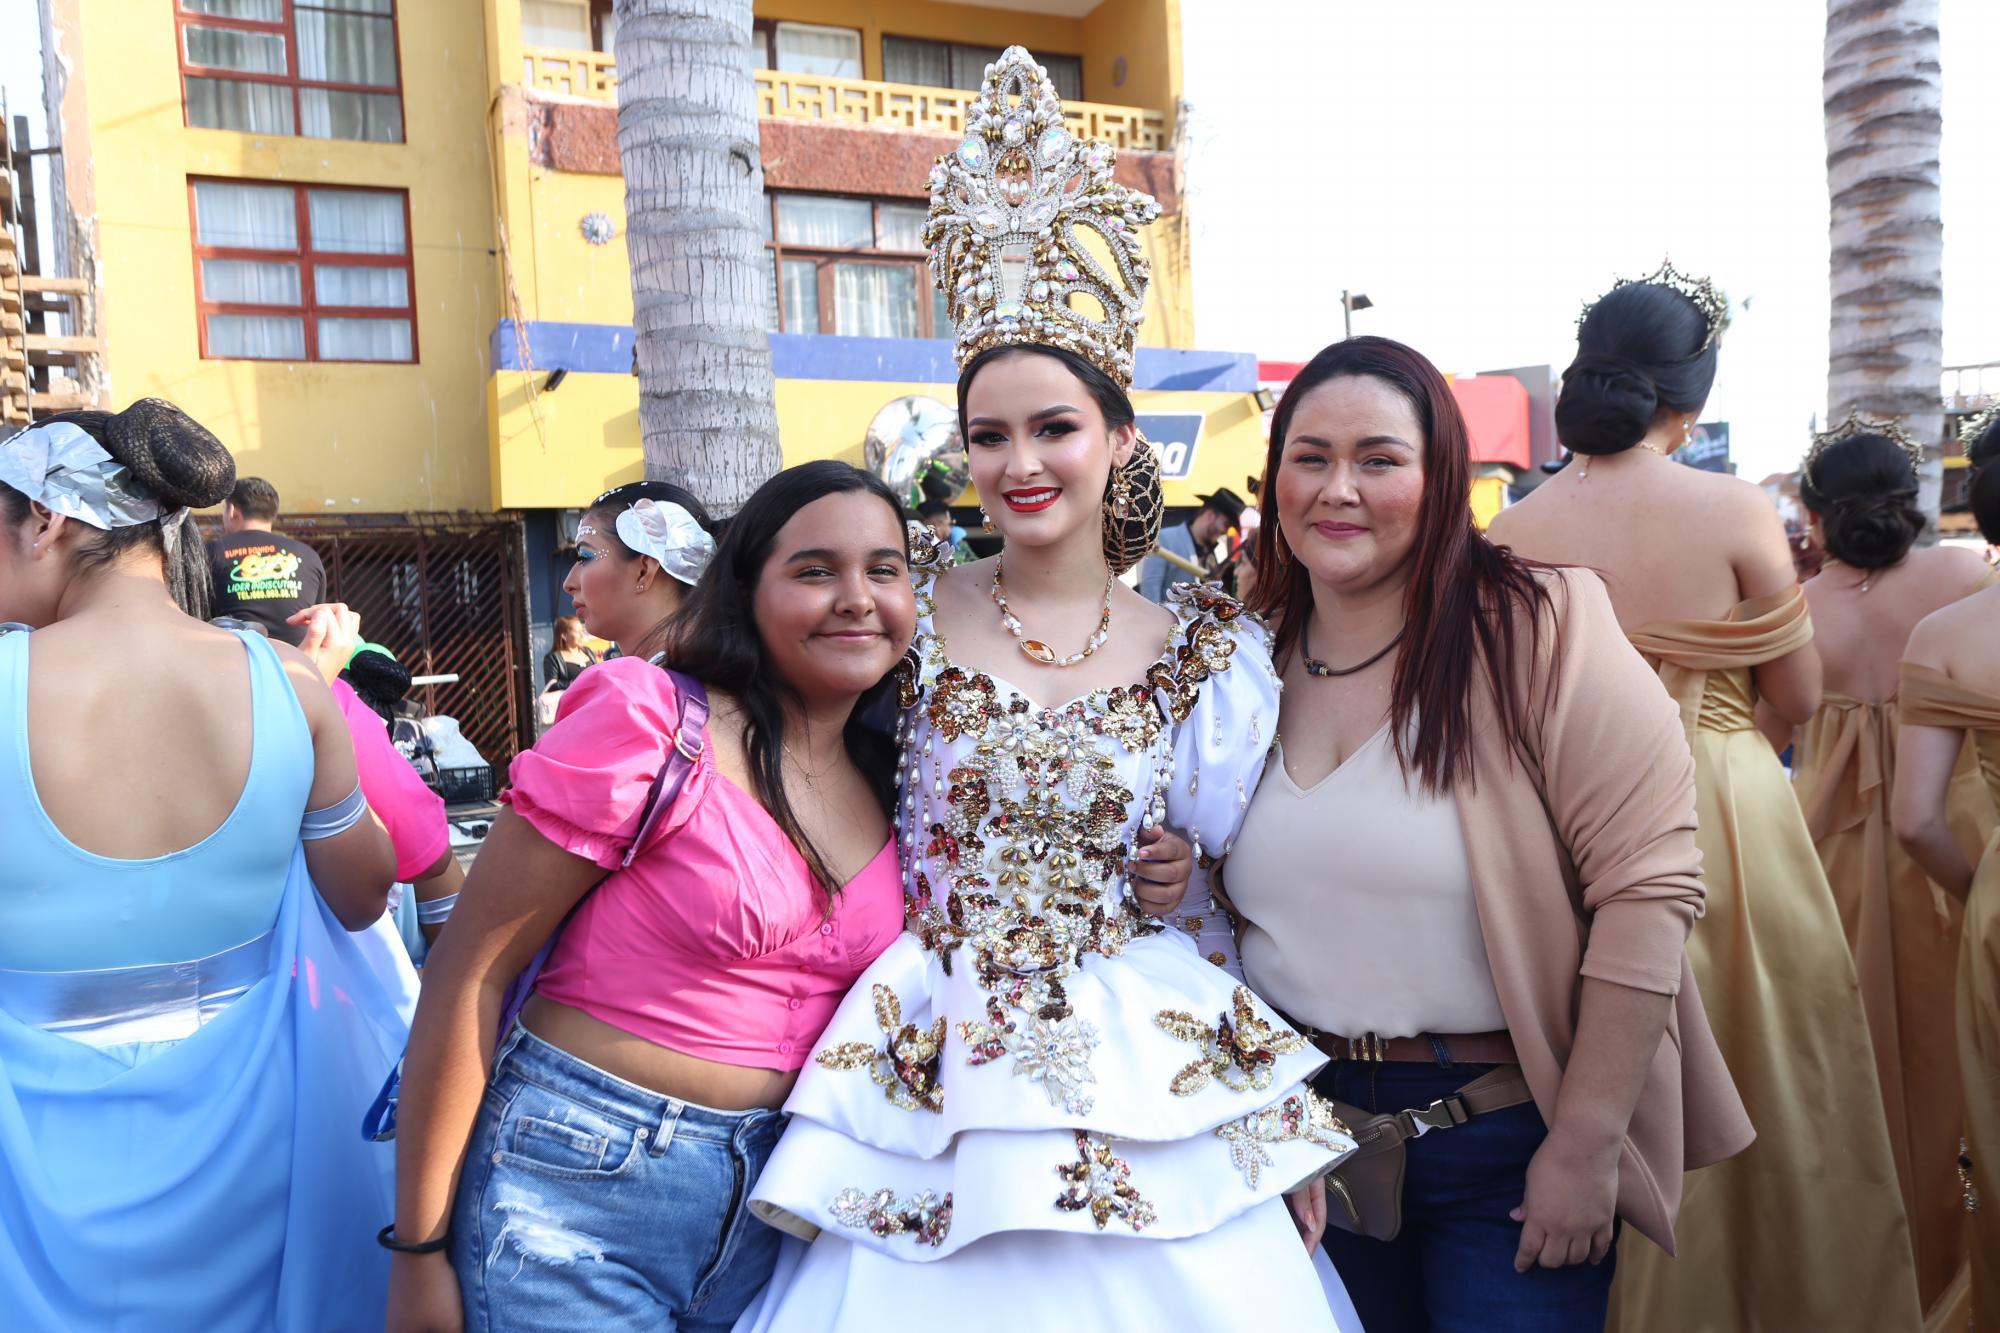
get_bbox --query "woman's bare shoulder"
[1907,583,2000,668]
[1911,543,1994,593]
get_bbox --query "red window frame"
[174,0,408,144]
[765,193,948,339]
[188,178,419,364]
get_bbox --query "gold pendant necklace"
[991,557,1114,668]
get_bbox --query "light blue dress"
[0,628,413,1332]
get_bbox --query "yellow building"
[38,0,1266,762]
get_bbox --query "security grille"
[298,517,530,770]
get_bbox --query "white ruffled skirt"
[736,930,1361,1331]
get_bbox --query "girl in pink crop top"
[390,467,919,1333]
[507,663,905,1068]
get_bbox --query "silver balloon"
[863,395,967,505]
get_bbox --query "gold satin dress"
[1609,587,1923,1332]
[1794,684,1995,1316]
[1900,663,2000,1329]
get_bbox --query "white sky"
[1181,0,2000,484]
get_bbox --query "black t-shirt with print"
[208,531,327,646]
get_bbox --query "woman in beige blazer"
[1227,336,1751,1332]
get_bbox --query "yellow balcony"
[519,49,1170,153]
[756,69,1169,152]
[524,47,618,101]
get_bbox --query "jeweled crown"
[1578,258,1729,352]
[1803,409,1926,481]
[923,46,1158,388]
[1960,402,1999,463]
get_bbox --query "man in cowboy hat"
[1138,487,1246,605]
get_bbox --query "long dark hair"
[1799,433,1925,570]
[0,400,235,619]
[662,461,909,898]
[1558,281,1719,456]
[1251,336,1554,793]
[1966,414,1999,544]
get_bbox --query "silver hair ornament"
[0,421,178,531]
[614,498,714,587]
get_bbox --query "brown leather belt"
[1305,1028,1518,1066]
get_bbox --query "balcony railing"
[520,49,1170,153]
[756,69,1169,152]
[524,47,617,101]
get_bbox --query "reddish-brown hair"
[1251,336,1554,792]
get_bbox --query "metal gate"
[299,517,531,770]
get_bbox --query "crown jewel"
[1803,409,1926,481]
[1960,402,2000,461]
[923,46,1159,387]
[1578,258,1729,351]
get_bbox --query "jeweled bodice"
[890,529,1277,1068]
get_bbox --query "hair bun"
[344,647,412,702]
[1823,490,1922,570]
[1555,355,1659,456]
[103,398,236,511]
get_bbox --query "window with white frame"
[190,178,416,363]
[176,0,404,144]
[762,193,950,340]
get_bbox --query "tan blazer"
[1451,566,1754,1254]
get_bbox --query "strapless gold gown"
[1794,686,1995,1317]
[1608,587,1923,1332]
[1901,663,2000,1330]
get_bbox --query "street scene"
[0,0,1997,1329]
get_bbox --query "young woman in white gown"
[735,47,1359,1333]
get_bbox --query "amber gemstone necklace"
[990,557,1113,668]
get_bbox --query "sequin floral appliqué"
[1054,1131,1157,1232]
[1214,1093,1351,1189]
[830,1186,954,1247]
[815,985,946,1114]
[1155,986,1308,1096]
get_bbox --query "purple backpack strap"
[494,669,709,1053]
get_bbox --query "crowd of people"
[2,42,1998,1333]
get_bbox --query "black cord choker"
[1300,617,1403,678]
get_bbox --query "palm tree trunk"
[1824,0,1943,535]
[615,0,779,514]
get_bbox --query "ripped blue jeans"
[450,1023,786,1333]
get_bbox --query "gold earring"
[1111,467,1132,518]
[980,506,995,532]
[1683,418,1695,447]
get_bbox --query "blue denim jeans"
[451,1023,786,1332]
[1314,1060,1618,1333]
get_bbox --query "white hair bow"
[615,498,714,586]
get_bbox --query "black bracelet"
[377,1224,451,1254]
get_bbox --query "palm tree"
[1823,0,1944,533]
[615,0,779,514]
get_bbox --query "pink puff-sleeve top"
[502,657,905,1071]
